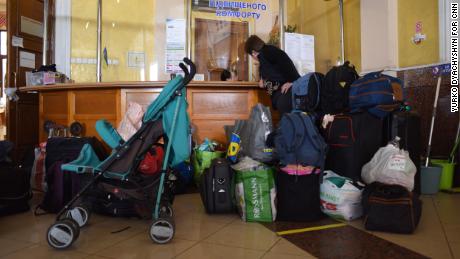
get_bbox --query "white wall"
[360,0,398,72]
[254,0,279,42]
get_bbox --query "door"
[6,0,43,161]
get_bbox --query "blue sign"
[208,1,267,20]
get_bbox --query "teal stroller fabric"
[143,76,190,167]
[95,120,123,149]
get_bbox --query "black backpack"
[291,72,324,112]
[321,61,359,114]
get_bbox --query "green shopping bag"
[235,167,277,222]
[192,149,225,186]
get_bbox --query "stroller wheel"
[46,219,80,249]
[66,206,91,227]
[160,204,174,218]
[149,218,175,244]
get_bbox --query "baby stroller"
[46,58,196,249]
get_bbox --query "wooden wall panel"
[121,89,162,118]
[39,92,69,142]
[188,88,259,144]
[74,90,117,115]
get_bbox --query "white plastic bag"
[117,102,145,141]
[361,144,416,191]
[320,171,364,221]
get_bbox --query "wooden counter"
[22,81,275,145]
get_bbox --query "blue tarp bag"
[349,71,404,118]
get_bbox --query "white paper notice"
[12,36,24,48]
[19,51,36,69]
[165,19,186,73]
[285,33,315,75]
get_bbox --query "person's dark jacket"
[258,44,300,85]
[258,44,300,113]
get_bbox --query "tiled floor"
[0,192,459,259]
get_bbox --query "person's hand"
[281,82,293,94]
[259,79,265,88]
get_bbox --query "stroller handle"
[179,58,196,86]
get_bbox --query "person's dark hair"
[245,35,265,54]
[220,69,231,81]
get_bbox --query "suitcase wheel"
[149,218,175,244]
[65,205,91,228]
[46,218,80,249]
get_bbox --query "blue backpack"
[291,73,323,112]
[349,71,404,118]
[274,112,327,168]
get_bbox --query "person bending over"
[245,35,300,116]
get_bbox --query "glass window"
[191,0,280,81]
[57,0,280,82]
[286,0,361,74]
[70,0,97,82]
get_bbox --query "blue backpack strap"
[311,73,321,110]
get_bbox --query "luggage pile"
[197,61,423,234]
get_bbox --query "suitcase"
[324,111,383,181]
[45,137,107,171]
[382,111,421,193]
[362,182,422,234]
[276,171,324,222]
[0,162,32,216]
[200,158,234,214]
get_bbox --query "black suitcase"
[362,182,422,234]
[383,111,421,194]
[324,111,383,181]
[276,171,324,222]
[200,158,234,214]
[0,162,32,216]
[45,137,107,171]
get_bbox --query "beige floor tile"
[3,244,89,259]
[83,256,113,259]
[95,232,196,259]
[269,238,314,257]
[204,220,280,251]
[433,193,460,225]
[450,241,460,259]
[173,215,230,241]
[444,224,460,243]
[69,223,145,254]
[0,238,35,257]
[262,252,316,259]
[0,215,55,244]
[174,210,239,225]
[175,242,265,259]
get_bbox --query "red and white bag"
[31,142,47,192]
